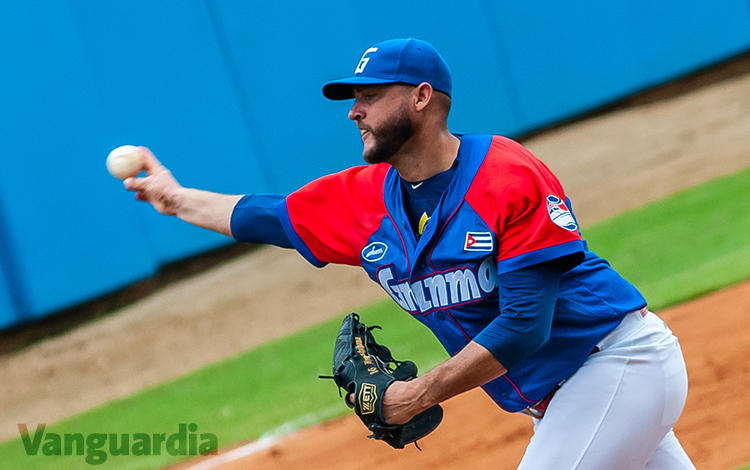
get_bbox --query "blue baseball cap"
[322,38,452,100]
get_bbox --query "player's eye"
[353,88,380,104]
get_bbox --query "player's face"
[350,85,415,164]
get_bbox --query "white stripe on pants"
[517,311,696,470]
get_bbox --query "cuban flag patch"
[464,232,493,251]
[546,195,578,231]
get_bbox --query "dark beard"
[362,103,415,164]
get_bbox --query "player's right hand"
[123,147,184,216]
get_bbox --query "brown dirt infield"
[170,280,750,470]
[3,53,750,470]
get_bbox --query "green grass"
[583,165,750,311]
[3,165,750,470]
[0,299,447,470]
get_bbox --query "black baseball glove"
[321,313,443,449]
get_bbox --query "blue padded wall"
[481,0,750,129]
[0,0,748,329]
[66,0,271,264]
[0,1,157,318]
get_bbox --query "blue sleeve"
[230,194,293,248]
[472,262,560,371]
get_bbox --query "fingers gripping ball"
[106,145,145,179]
[323,313,443,449]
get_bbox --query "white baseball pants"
[517,311,696,470]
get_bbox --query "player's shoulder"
[289,162,391,218]
[301,163,390,194]
[485,135,544,168]
[335,162,390,182]
[463,134,554,186]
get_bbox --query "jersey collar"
[382,134,494,272]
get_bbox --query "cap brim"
[321,76,400,100]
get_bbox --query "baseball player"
[125,38,696,469]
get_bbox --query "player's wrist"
[169,186,194,217]
[408,374,441,414]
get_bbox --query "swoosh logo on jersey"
[411,182,424,189]
[362,241,388,262]
[546,195,578,231]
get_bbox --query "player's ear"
[413,82,434,112]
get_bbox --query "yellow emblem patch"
[359,383,378,415]
[418,212,429,235]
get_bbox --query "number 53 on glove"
[320,313,443,449]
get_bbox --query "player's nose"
[348,100,365,121]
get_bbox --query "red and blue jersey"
[276,134,646,412]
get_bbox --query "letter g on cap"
[355,47,378,74]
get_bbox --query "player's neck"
[392,130,460,182]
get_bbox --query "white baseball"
[106,145,144,179]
